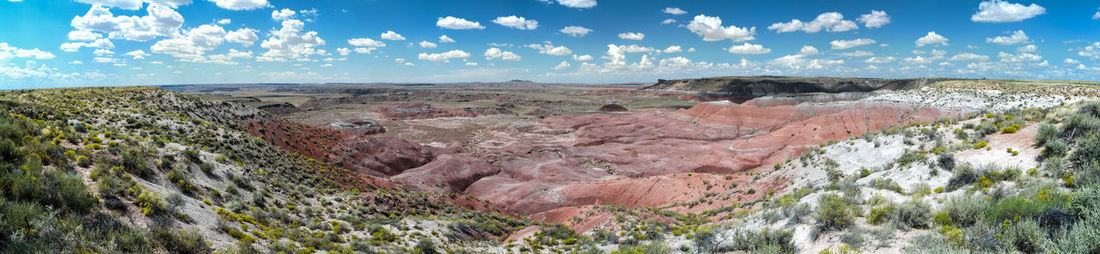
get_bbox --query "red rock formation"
[598,104,628,112]
[463,99,963,223]
[392,154,500,193]
[247,96,965,233]
[372,103,478,120]
[243,118,450,178]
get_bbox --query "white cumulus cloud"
[527,42,572,55]
[1016,44,1037,53]
[830,38,876,50]
[663,45,682,53]
[209,0,269,10]
[419,49,471,62]
[257,19,325,62]
[70,4,184,42]
[663,7,686,15]
[437,16,484,30]
[492,16,538,30]
[768,12,858,33]
[380,30,405,40]
[553,61,571,70]
[67,30,102,41]
[618,32,644,40]
[949,53,990,62]
[348,38,385,47]
[0,43,56,60]
[727,42,771,54]
[986,30,1029,45]
[225,28,258,46]
[864,56,895,63]
[560,26,592,37]
[484,47,521,61]
[419,41,437,48]
[971,0,1045,23]
[857,10,890,28]
[554,0,595,9]
[75,0,143,10]
[124,49,149,59]
[439,35,455,43]
[271,8,295,20]
[916,31,949,47]
[686,15,755,42]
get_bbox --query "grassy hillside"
[0,87,538,253]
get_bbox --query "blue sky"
[2,0,1100,88]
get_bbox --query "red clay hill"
[242,77,966,232]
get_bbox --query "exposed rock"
[644,76,940,101]
[372,103,478,120]
[330,119,386,135]
[463,98,963,219]
[392,154,500,193]
[597,104,628,112]
[525,107,561,117]
[243,118,452,180]
[257,102,301,114]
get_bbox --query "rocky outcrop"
[372,103,478,120]
[257,102,301,114]
[644,76,941,101]
[462,97,965,219]
[243,118,451,179]
[329,119,386,135]
[392,154,500,193]
[598,104,628,112]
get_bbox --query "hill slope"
[0,87,537,253]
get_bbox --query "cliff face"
[644,76,941,100]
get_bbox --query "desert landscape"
[7,76,1100,253]
[5,0,1100,253]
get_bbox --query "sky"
[2,0,1100,89]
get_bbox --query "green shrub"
[414,237,438,254]
[199,163,214,175]
[941,195,990,227]
[1070,134,1100,169]
[1001,125,1020,134]
[1051,216,1100,253]
[695,228,792,253]
[1,201,45,233]
[938,225,966,247]
[0,140,22,166]
[2,155,97,214]
[726,229,793,253]
[1068,186,1100,218]
[167,168,197,195]
[902,233,968,253]
[937,154,956,171]
[76,155,91,167]
[182,149,202,163]
[986,196,1044,223]
[1043,139,1069,159]
[370,227,397,243]
[815,194,856,231]
[867,205,896,225]
[1035,123,1058,146]
[121,148,153,179]
[152,227,211,254]
[897,199,932,229]
[1003,219,1045,254]
[1061,113,1100,139]
[896,149,927,166]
